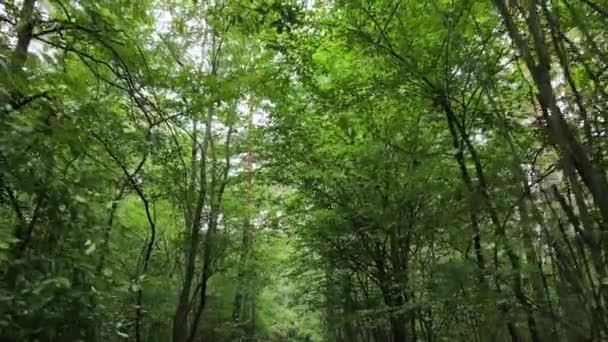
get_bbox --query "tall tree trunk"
[172,107,213,342]
[232,100,256,337]
[11,0,36,72]
[187,124,233,342]
[441,99,539,341]
[493,0,608,226]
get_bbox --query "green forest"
[1,0,608,341]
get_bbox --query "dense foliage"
[1,0,608,341]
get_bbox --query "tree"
[2,0,608,341]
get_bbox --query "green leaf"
[116,331,129,339]
[84,240,96,255]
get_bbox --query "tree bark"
[493,0,608,226]
[11,0,36,72]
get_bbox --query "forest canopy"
[1,0,608,341]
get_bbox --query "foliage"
[1,0,608,341]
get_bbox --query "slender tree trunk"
[172,108,212,342]
[97,183,127,274]
[11,0,36,72]
[187,124,233,342]
[445,113,485,279]
[493,0,608,226]
[442,99,539,341]
[232,100,256,336]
